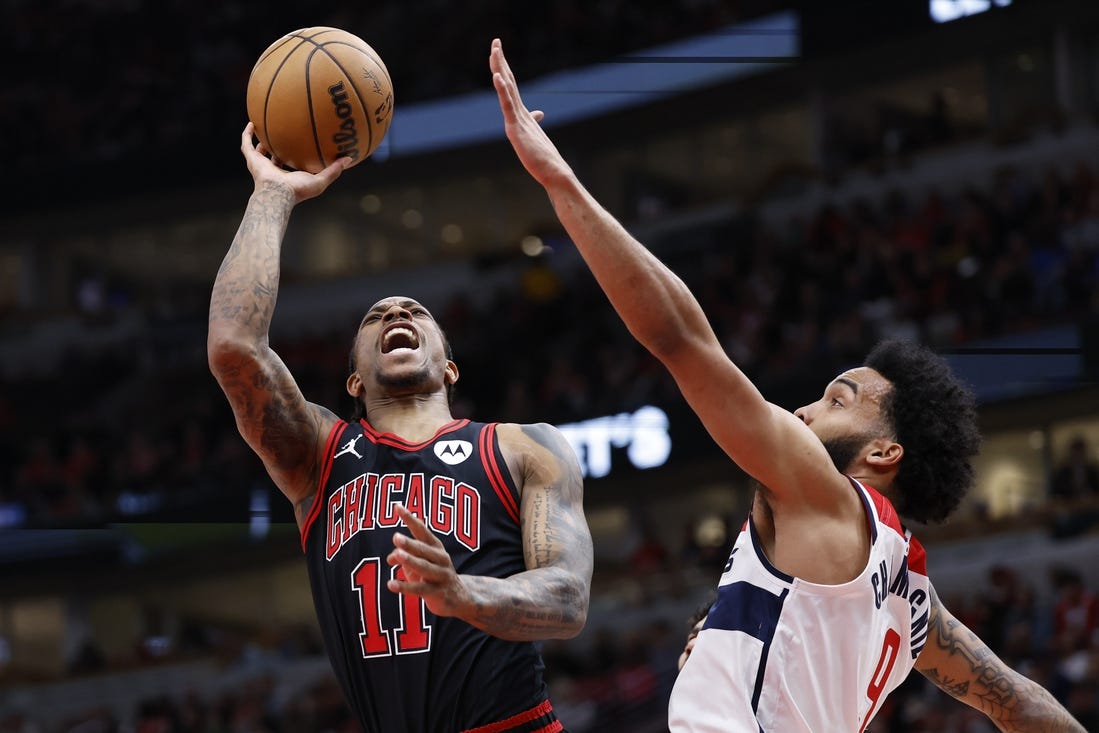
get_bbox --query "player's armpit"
[915,584,1086,733]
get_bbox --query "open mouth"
[381,325,420,354]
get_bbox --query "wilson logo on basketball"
[327,81,360,162]
[375,94,393,125]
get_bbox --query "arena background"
[2,0,1099,730]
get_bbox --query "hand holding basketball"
[240,122,348,203]
[246,27,394,174]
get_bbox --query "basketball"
[246,27,394,173]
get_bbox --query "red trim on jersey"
[359,418,470,450]
[861,481,906,539]
[857,479,928,574]
[460,700,557,733]
[300,420,350,552]
[480,423,520,525]
[907,534,928,575]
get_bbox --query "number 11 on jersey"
[352,557,432,657]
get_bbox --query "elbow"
[207,331,260,379]
[556,575,590,639]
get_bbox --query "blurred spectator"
[1050,436,1099,502]
[1052,568,1099,654]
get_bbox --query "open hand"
[490,39,573,187]
[240,122,349,203]
[387,504,473,618]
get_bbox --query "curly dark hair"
[864,339,981,525]
[347,330,456,422]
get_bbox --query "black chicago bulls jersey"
[300,418,562,733]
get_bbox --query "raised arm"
[490,40,838,501]
[387,422,592,640]
[207,124,349,523]
[916,585,1086,732]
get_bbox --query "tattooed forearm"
[923,591,1085,732]
[209,184,295,338]
[460,568,589,640]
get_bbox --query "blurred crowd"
[3,157,1098,528]
[2,561,1097,732]
[1,0,781,209]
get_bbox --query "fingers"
[314,156,351,186]
[395,504,435,543]
[241,122,258,156]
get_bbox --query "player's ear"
[445,359,459,387]
[347,370,363,398]
[866,439,903,469]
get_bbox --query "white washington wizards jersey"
[669,478,929,733]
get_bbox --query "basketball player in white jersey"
[490,39,1085,733]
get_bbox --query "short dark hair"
[864,340,981,524]
[347,331,456,422]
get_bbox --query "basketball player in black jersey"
[208,122,593,733]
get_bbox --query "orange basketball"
[246,27,394,173]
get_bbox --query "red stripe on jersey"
[300,421,350,552]
[480,424,520,525]
[908,534,928,575]
[862,482,906,539]
[360,418,470,450]
[461,700,555,733]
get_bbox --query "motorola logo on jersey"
[433,439,473,466]
[326,471,482,560]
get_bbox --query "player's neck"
[364,393,455,442]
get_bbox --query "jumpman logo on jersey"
[335,434,364,460]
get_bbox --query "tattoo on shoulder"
[516,422,590,568]
[520,424,582,485]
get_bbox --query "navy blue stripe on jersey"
[704,581,789,722]
[849,477,879,543]
[301,420,351,551]
[751,587,789,716]
[747,519,795,583]
[704,581,787,642]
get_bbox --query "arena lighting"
[930,0,1012,24]
[556,405,672,479]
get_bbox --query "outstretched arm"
[491,39,839,503]
[916,585,1085,732]
[207,124,349,523]
[386,423,592,640]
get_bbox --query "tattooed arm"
[207,123,349,525]
[915,584,1085,732]
[386,422,593,640]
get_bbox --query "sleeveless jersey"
[300,418,562,733]
[668,478,930,732]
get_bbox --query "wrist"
[252,180,297,208]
